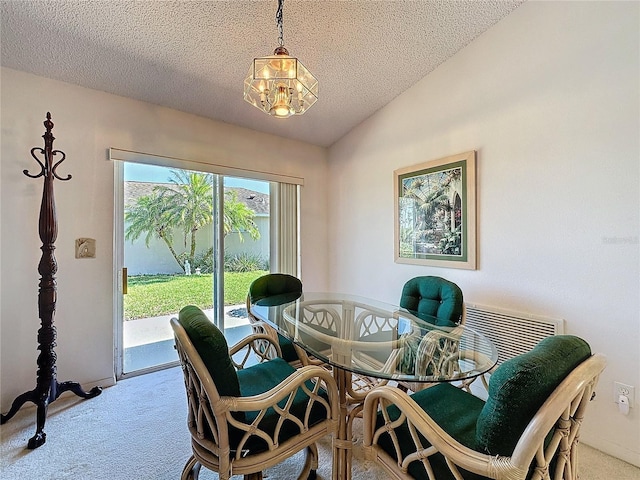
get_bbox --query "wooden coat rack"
[0,112,102,449]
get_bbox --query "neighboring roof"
[229,187,269,215]
[124,181,269,215]
[124,181,157,206]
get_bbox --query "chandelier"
[243,0,318,118]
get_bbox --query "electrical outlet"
[614,382,635,406]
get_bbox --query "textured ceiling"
[0,1,524,147]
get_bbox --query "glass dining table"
[249,292,498,480]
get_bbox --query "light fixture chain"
[276,0,284,47]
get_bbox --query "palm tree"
[124,191,182,266]
[223,189,260,242]
[127,170,262,272]
[154,171,214,269]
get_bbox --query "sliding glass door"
[115,162,271,377]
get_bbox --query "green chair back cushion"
[475,335,592,456]
[249,273,302,362]
[249,273,302,304]
[178,305,241,398]
[400,276,464,327]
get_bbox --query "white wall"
[0,68,329,409]
[328,1,639,466]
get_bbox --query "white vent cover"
[464,303,565,365]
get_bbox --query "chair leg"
[181,455,202,480]
[244,473,263,480]
[309,442,319,471]
[297,443,319,480]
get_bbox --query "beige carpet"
[1,366,638,479]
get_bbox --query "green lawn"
[124,271,267,320]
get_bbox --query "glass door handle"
[122,267,128,295]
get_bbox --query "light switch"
[75,238,96,258]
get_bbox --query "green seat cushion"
[400,276,463,327]
[236,357,330,452]
[178,305,241,398]
[376,383,486,480]
[476,335,592,456]
[254,292,302,307]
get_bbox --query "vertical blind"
[271,182,300,277]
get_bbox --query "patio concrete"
[122,305,252,373]
[123,304,249,348]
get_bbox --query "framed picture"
[394,151,476,270]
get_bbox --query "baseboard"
[58,376,116,399]
[583,438,640,468]
[86,375,116,390]
[1,376,116,414]
[54,375,116,399]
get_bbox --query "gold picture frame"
[394,151,477,270]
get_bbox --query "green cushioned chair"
[356,276,464,368]
[172,305,339,480]
[397,276,465,387]
[246,273,303,364]
[363,335,606,480]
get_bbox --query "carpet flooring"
[1,366,638,479]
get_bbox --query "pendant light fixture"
[244,0,318,118]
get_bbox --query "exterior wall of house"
[125,215,269,275]
[224,216,270,265]
[327,1,639,466]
